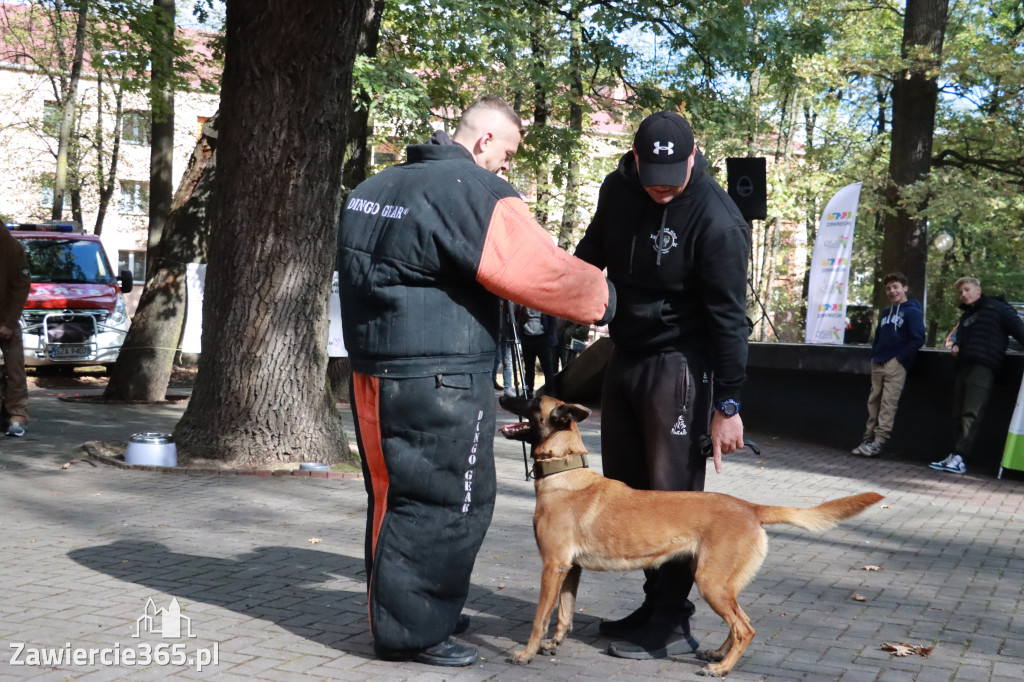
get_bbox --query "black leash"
[501,300,534,480]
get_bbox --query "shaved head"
[452,97,524,175]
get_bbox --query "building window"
[118,250,147,281]
[122,110,151,146]
[373,151,397,166]
[39,174,55,208]
[43,101,61,137]
[119,180,149,215]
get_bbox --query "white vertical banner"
[805,182,862,345]
[328,271,347,358]
[181,263,206,354]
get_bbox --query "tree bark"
[102,115,218,402]
[148,0,176,271]
[174,2,368,466]
[51,0,88,220]
[878,0,949,307]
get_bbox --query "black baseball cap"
[633,112,695,187]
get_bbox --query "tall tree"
[50,0,89,220]
[103,114,217,401]
[877,0,950,305]
[148,0,176,272]
[174,1,369,466]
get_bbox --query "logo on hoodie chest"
[651,228,678,255]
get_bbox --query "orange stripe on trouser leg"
[352,372,387,625]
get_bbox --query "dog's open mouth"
[500,422,530,439]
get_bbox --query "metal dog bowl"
[299,462,329,472]
[125,433,177,467]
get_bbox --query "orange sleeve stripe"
[477,197,609,324]
[352,373,388,565]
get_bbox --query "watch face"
[717,400,739,416]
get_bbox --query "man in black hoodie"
[575,111,749,659]
[930,276,1024,474]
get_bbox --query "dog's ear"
[551,403,591,425]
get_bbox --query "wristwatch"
[714,399,741,417]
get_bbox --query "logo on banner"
[817,281,846,296]
[828,211,850,220]
[822,236,850,250]
[813,326,845,342]
[822,257,848,267]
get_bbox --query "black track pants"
[599,348,711,614]
[351,371,496,656]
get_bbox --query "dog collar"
[533,454,589,478]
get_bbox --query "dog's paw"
[696,649,726,663]
[696,663,728,677]
[507,650,533,665]
[538,639,560,656]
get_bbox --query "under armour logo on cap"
[634,111,695,187]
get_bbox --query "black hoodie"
[575,149,749,401]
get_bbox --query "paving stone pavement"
[2,390,1023,681]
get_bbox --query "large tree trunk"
[878,0,949,307]
[174,2,368,466]
[102,115,218,401]
[147,0,176,269]
[51,0,88,219]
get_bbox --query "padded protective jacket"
[575,150,749,401]
[337,141,614,378]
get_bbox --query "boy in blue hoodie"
[852,272,926,457]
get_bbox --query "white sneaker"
[930,453,965,473]
[852,441,873,455]
[6,421,25,437]
[859,441,883,458]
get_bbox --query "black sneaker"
[412,638,478,666]
[598,599,654,636]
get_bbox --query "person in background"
[851,272,925,458]
[0,226,31,437]
[516,305,558,394]
[931,277,1024,474]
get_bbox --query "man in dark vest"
[337,96,615,666]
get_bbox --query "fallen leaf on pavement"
[852,594,867,601]
[882,642,933,657]
[880,504,891,509]
[61,463,71,470]
[308,538,322,544]
[863,565,883,571]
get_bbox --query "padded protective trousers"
[599,348,711,616]
[350,371,496,656]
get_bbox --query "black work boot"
[598,598,655,636]
[607,603,699,659]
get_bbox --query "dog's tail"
[757,492,883,531]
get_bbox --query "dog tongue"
[500,422,528,438]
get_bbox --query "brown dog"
[499,394,883,677]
